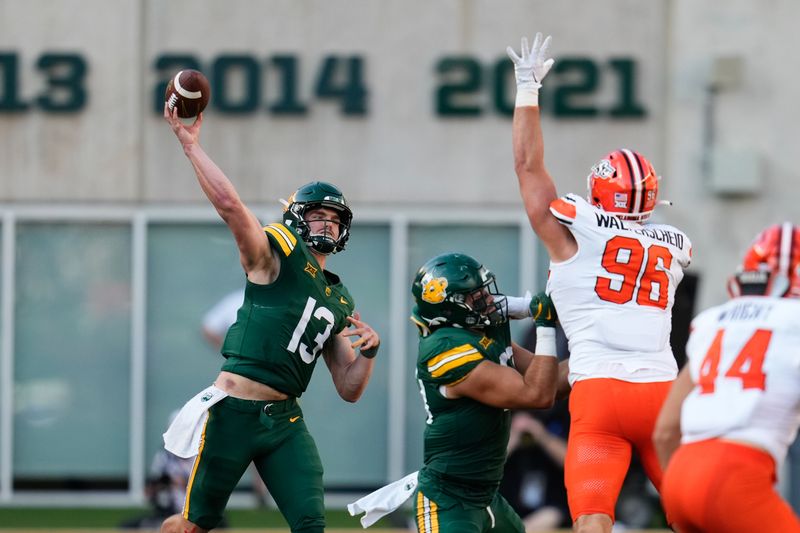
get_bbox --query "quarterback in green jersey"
[163,107,380,533]
[411,253,559,533]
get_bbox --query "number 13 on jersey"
[288,296,335,364]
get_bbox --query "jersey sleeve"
[419,342,485,386]
[263,223,299,258]
[336,286,356,316]
[685,306,719,379]
[679,232,693,268]
[331,286,356,335]
[549,194,578,226]
[549,193,599,236]
[649,223,692,268]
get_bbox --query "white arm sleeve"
[506,291,533,319]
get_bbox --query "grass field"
[0,529,666,533]
[0,530,664,533]
[0,507,670,532]
[0,507,392,529]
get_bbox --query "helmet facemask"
[458,279,509,328]
[287,202,351,255]
[282,181,353,255]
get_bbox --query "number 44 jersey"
[682,296,800,466]
[548,193,692,384]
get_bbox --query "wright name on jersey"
[682,296,800,467]
[548,193,692,384]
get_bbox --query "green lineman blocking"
[164,91,381,533]
[410,253,559,533]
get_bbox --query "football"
[164,69,211,118]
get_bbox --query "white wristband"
[506,293,532,319]
[535,327,557,358]
[515,87,539,107]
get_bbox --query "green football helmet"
[283,181,353,255]
[411,252,508,330]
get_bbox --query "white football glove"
[506,32,555,107]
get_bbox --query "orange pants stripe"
[662,439,800,533]
[565,378,672,522]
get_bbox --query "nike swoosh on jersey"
[289,416,301,423]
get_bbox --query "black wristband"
[360,345,379,359]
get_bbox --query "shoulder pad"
[549,195,578,225]
[263,223,298,257]
[425,342,484,381]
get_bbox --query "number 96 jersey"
[548,194,691,384]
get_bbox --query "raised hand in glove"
[506,32,554,106]
[529,291,557,328]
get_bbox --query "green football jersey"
[220,222,355,397]
[415,322,514,507]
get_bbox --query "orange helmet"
[728,222,800,299]
[587,149,660,222]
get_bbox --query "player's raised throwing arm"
[508,34,576,262]
[164,106,275,282]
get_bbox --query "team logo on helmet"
[412,252,509,331]
[421,276,448,304]
[591,159,616,179]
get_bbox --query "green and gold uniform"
[414,323,525,533]
[185,222,354,533]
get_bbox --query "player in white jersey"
[654,222,800,532]
[507,33,691,533]
[548,193,691,382]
